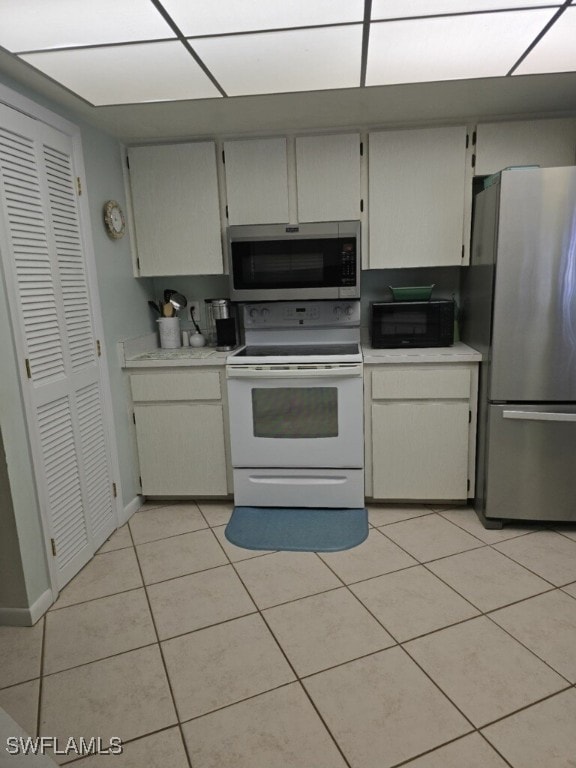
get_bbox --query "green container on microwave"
[389,284,435,302]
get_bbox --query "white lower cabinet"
[130,369,229,497]
[366,364,478,502]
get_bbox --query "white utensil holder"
[157,317,181,348]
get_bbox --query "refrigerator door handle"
[503,410,576,423]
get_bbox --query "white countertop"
[124,348,230,368]
[362,341,481,364]
[119,333,231,368]
[120,333,481,368]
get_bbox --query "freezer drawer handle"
[503,410,576,423]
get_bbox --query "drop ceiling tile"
[366,9,557,86]
[371,0,563,20]
[192,26,363,97]
[20,42,222,106]
[162,0,364,36]
[0,0,175,52]
[515,7,576,75]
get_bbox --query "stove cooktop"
[232,343,360,357]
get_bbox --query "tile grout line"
[46,584,145,614]
[482,606,576,688]
[387,729,516,768]
[177,513,576,687]
[434,508,545,544]
[126,510,195,768]
[62,724,183,766]
[204,519,356,768]
[485,536,576,588]
[373,519,488,564]
[31,503,576,767]
[36,615,47,739]
[418,558,557,623]
[476,731,517,768]
[295,522,576,754]
[198,515,525,765]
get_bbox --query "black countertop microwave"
[371,300,455,348]
[228,221,360,302]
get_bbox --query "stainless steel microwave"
[228,221,360,302]
[371,300,455,348]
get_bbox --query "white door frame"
[0,81,124,595]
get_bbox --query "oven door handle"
[226,365,363,379]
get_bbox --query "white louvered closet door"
[0,103,115,589]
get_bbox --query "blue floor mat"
[225,506,368,553]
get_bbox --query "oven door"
[226,364,363,469]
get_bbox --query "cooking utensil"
[164,289,177,304]
[168,292,187,312]
[162,302,175,317]
[148,300,161,315]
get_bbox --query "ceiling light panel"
[366,9,557,86]
[160,0,365,36]
[371,0,563,20]
[515,7,576,75]
[20,42,221,106]
[0,0,175,52]
[191,26,363,96]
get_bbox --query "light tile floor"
[1,501,576,767]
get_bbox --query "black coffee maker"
[206,299,237,351]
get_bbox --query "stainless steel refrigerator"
[463,166,576,528]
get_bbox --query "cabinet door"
[134,403,227,496]
[128,142,223,276]
[296,133,361,222]
[224,137,289,224]
[372,401,469,500]
[368,126,468,268]
[475,118,576,176]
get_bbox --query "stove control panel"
[242,300,360,328]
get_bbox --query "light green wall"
[78,125,155,505]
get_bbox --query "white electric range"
[226,300,364,508]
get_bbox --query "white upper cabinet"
[128,142,223,276]
[224,137,289,225]
[368,126,469,269]
[296,133,361,222]
[475,118,576,176]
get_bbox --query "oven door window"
[251,387,338,438]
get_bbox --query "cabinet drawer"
[372,366,471,400]
[130,371,221,402]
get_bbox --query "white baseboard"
[118,494,144,526]
[0,589,54,627]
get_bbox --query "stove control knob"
[333,305,343,319]
[343,305,354,317]
[261,307,270,319]
[248,307,260,320]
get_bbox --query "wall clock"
[103,200,126,240]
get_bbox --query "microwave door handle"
[226,365,363,379]
[502,410,576,423]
